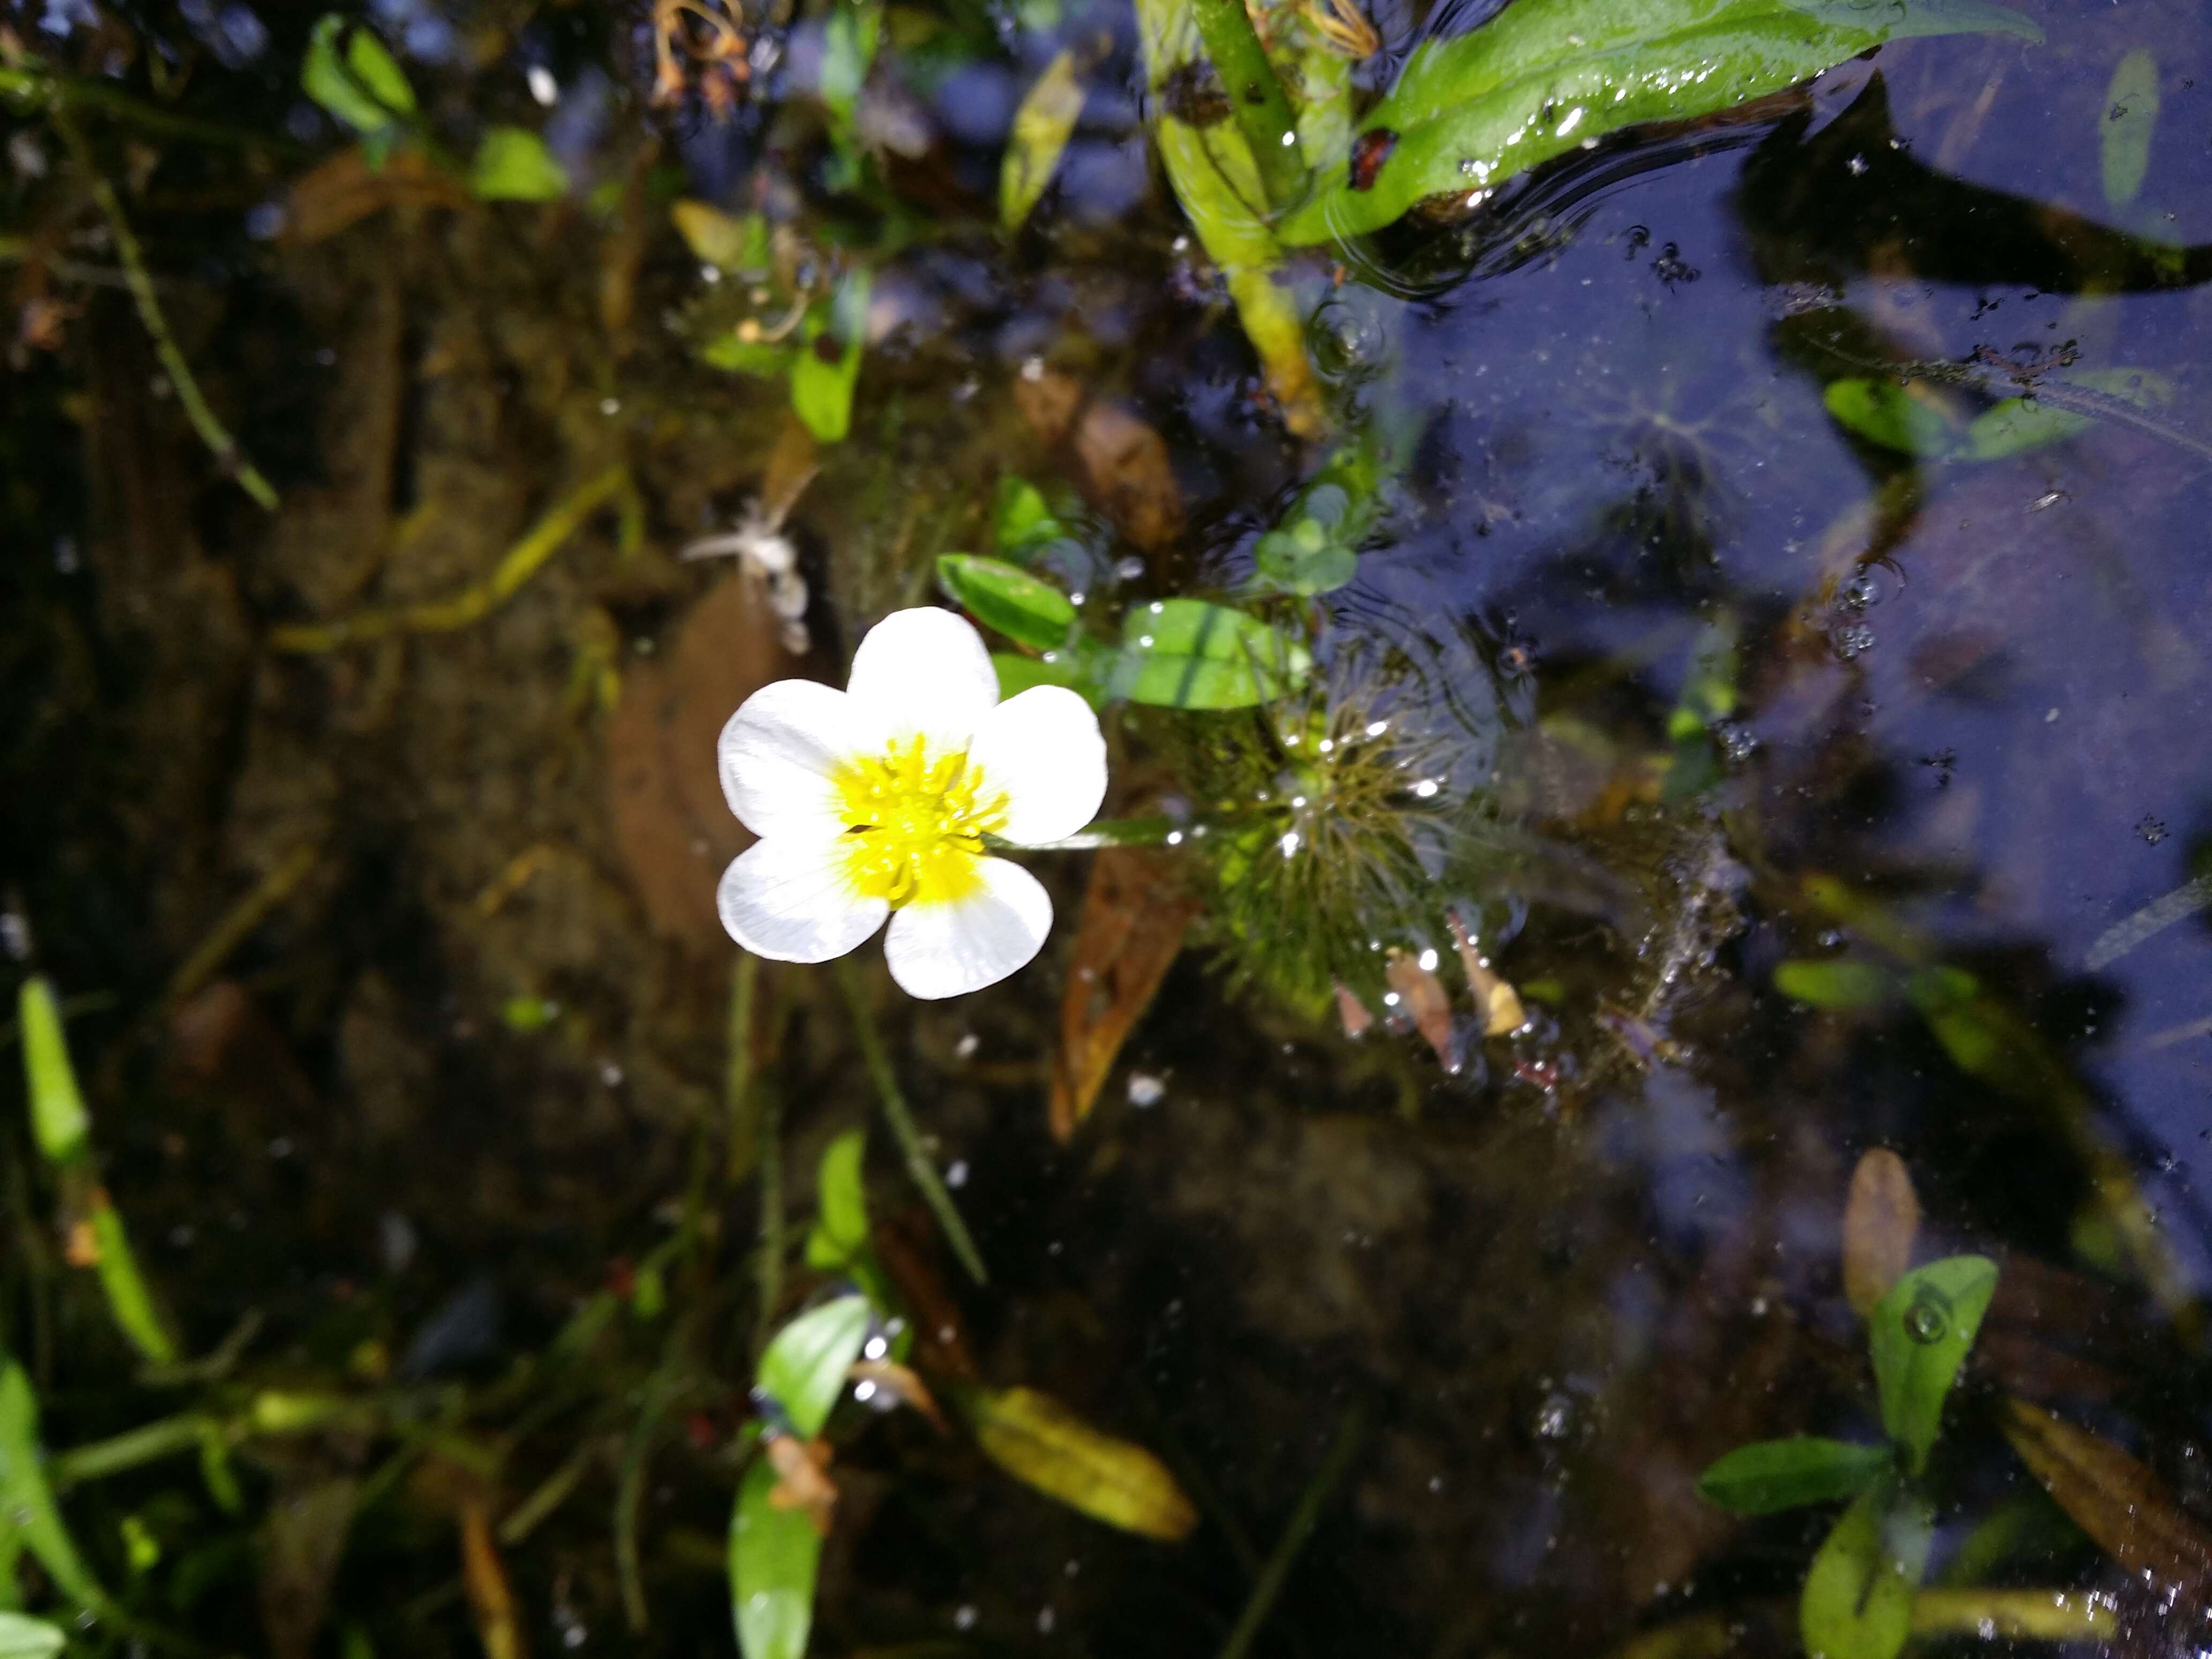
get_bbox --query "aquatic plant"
[716,607,1108,999]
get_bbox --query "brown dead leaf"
[1048,848,1201,1141]
[258,1474,360,1659]
[1448,911,1526,1037]
[283,147,470,245]
[2000,1397,2212,1601]
[849,1359,947,1432]
[763,1432,839,1536]
[1013,367,1184,557]
[872,1208,979,1381]
[1385,947,1454,1066]
[1842,1148,1920,1317]
[1334,983,1373,1037]
[606,575,809,951]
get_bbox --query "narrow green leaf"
[671,201,771,275]
[756,1296,871,1440]
[788,271,870,444]
[0,1614,65,1659]
[2101,49,2159,210]
[819,0,881,128]
[700,337,796,377]
[730,1455,821,1659]
[344,26,416,117]
[1112,600,1310,709]
[0,1360,110,1613]
[1279,0,2039,245]
[1001,47,1086,230]
[1698,1437,1892,1515]
[803,1131,869,1271]
[470,128,569,202]
[1824,378,1962,457]
[1774,959,1894,1010]
[1869,1255,1999,1474]
[937,555,1077,650]
[18,978,88,1164]
[88,1197,175,1365]
[1800,1478,1933,1659]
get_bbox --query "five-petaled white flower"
[716,607,1107,999]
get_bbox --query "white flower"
[715,607,1107,999]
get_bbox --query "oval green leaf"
[470,128,569,202]
[1774,959,1894,1010]
[2101,49,2159,210]
[1801,1478,1933,1659]
[959,1386,1198,1540]
[1869,1254,1998,1474]
[992,476,1065,559]
[789,271,870,444]
[730,1454,822,1659]
[301,16,412,135]
[1699,1437,1892,1515]
[803,1131,869,1271]
[937,555,1078,650]
[1279,0,2039,245]
[1824,378,1963,457]
[1113,600,1310,709]
[756,1296,871,1440]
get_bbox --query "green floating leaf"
[1279,0,2039,245]
[1869,1254,1998,1474]
[0,1614,65,1659]
[1253,499,1358,596]
[470,127,569,202]
[991,652,1091,705]
[1825,378,1962,457]
[1800,1478,1933,1659]
[301,16,414,137]
[1698,1437,1892,1515]
[958,1385,1198,1539]
[1002,47,1086,231]
[730,1455,821,1659]
[1774,959,1894,1010]
[0,1360,109,1613]
[993,476,1066,559]
[789,270,871,444]
[1112,600,1310,709]
[803,1131,869,1272]
[17,979,87,1164]
[937,555,1077,651]
[1960,367,2174,461]
[2101,48,2159,210]
[756,1296,871,1440]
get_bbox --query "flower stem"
[833,956,987,1285]
[1185,0,1306,212]
[47,96,280,512]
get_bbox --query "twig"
[46,96,279,511]
[1185,0,1306,211]
[160,845,319,1012]
[1216,1406,1364,1659]
[268,465,628,652]
[1,65,301,153]
[833,955,987,1285]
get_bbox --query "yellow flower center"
[833,736,1010,907]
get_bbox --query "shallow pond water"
[6,0,2212,1654]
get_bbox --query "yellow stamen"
[832,736,1010,907]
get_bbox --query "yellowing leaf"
[959,1386,1197,1540]
[470,128,569,202]
[671,201,770,274]
[1001,48,1087,231]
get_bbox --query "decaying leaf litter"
[8,0,2212,1653]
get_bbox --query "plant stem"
[1185,0,1306,211]
[726,952,761,1182]
[833,955,987,1285]
[1216,1406,1364,1659]
[753,1067,786,1359]
[47,97,280,512]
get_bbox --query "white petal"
[966,685,1108,845]
[883,858,1051,999]
[718,679,864,839]
[844,607,999,748]
[718,837,888,963]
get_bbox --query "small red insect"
[1349,127,1398,192]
